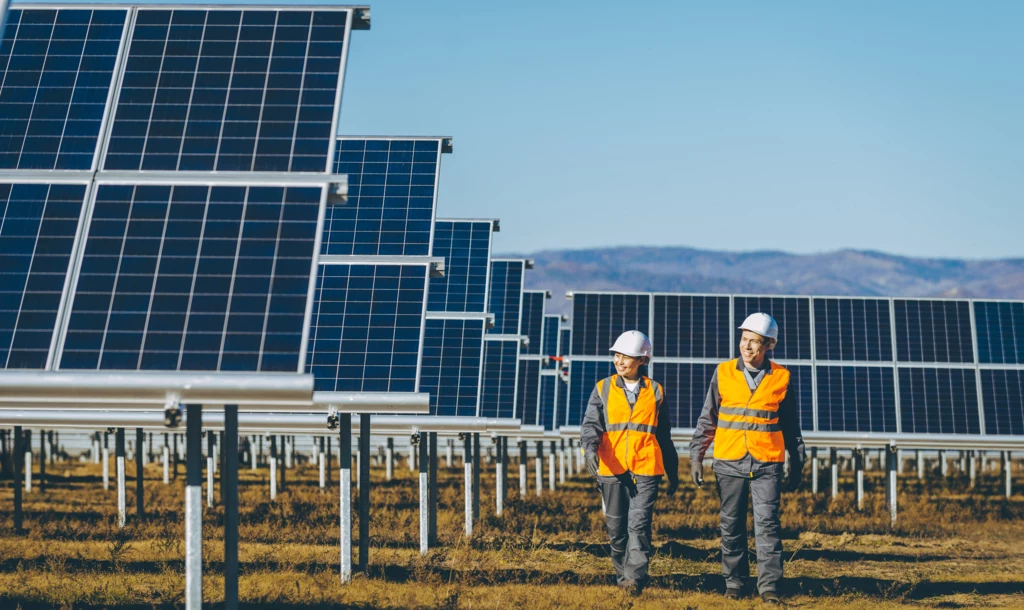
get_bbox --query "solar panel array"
[565,292,1024,436]
[480,259,530,420]
[0,5,362,377]
[515,290,549,425]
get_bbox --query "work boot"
[760,590,783,605]
[724,587,743,600]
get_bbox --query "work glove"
[787,461,804,492]
[622,475,639,499]
[665,476,679,497]
[690,460,704,488]
[584,450,600,479]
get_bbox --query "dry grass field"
[1,451,1024,609]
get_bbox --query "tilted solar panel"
[0,181,88,369]
[733,296,811,361]
[785,364,815,432]
[542,314,559,369]
[898,367,980,434]
[980,369,1024,436]
[565,360,615,426]
[419,317,484,417]
[519,291,545,355]
[657,362,717,429]
[479,338,518,419]
[0,8,126,170]
[104,8,349,172]
[538,374,557,430]
[427,219,491,313]
[653,295,730,359]
[571,293,650,356]
[556,328,569,424]
[974,301,1024,365]
[59,182,322,372]
[893,299,974,363]
[815,365,897,433]
[813,297,893,361]
[516,358,540,425]
[486,260,524,335]
[306,263,427,392]
[326,138,441,256]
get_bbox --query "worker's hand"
[585,450,600,479]
[787,461,804,492]
[665,476,679,497]
[690,460,704,488]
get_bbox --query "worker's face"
[739,331,770,368]
[613,352,643,380]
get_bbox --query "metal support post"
[519,439,527,497]
[135,428,144,520]
[418,433,428,556]
[173,433,179,479]
[163,434,170,484]
[147,432,153,465]
[446,438,453,468]
[916,450,924,480]
[535,441,543,497]
[223,406,239,610]
[327,437,333,485]
[501,436,509,503]
[358,415,371,570]
[185,404,203,610]
[13,425,22,532]
[338,415,352,584]
[940,450,948,477]
[855,448,864,511]
[269,436,277,500]
[386,437,394,481]
[279,435,287,492]
[495,437,504,516]
[319,436,326,490]
[968,451,976,488]
[463,434,473,535]
[92,433,98,464]
[811,447,819,494]
[472,433,481,522]
[548,441,556,491]
[24,429,32,492]
[559,439,566,486]
[102,431,110,491]
[886,443,898,524]
[37,429,45,492]
[428,432,438,546]
[830,448,839,500]
[206,432,215,508]
[1005,451,1013,498]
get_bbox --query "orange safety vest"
[713,359,789,463]
[595,375,665,476]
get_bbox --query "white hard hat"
[738,313,779,342]
[609,330,653,359]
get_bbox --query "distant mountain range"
[507,247,1024,316]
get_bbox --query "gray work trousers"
[598,474,660,585]
[716,471,783,593]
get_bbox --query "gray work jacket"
[687,358,806,479]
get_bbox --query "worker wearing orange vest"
[580,330,679,596]
[688,313,806,605]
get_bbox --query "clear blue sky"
[336,1,1024,260]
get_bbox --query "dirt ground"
[1,450,1023,609]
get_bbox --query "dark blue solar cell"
[325,138,440,256]
[61,183,320,373]
[559,328,570,356]
[570,293,650,356]
[815,366,897,433]
[654,295,731,359]
[520,291,546,355]
[565,360,616,427]
[0,9,126,170]
[479,338,518,419]
[898,367,980,434]
[105,8,347,172]
[786,364,815,432]
[539,374,558,430]
[0,182,86,369]
[974,301,1024,364]
[980,369,1024,436]
[306,263,427,392]
[541,315,559,369]
[487,260,524,336]
[516,358,540,425]
[656,362,718,429]
[813,297,893,361]
[734,296,811,361]
[427,220,491,313]
[893,299,974,363]
[420,317,484,417]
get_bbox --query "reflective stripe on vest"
[596,375,665,476]
[713,359,789,463]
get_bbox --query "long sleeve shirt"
[687,358,806,478]
[579,375,679,483]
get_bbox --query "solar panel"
[520,291,545,355]
[59,182,321,373]
[786,364,815,432]
[570,293,650,356]
[419,317,484,417]
[516,358,540,425]
[541,314,559,369]
[733,296,811,360]
[103,8,349,172]
[813,297,893,361]
[898,367,980,434]
[556,328,569,425]
[980,369,1024,436]
[815,365,897,433]
[974,301,1024,364]
[486,260,524,335]
[893,299,974,363]
[538,373,557,430]
[657,362,717,429]
[479,338,518,419]
[0,8,127,170]
[0,181,88,369]
[427,219,491,313]
[306,263,427,392]
[653,295,730,359]
[325,138,442,256]
[565,360,615,426]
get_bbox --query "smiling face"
[739,330,771,369]
[613,352,644,381]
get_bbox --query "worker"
[580,330,679,596]
[688,313,806,605]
